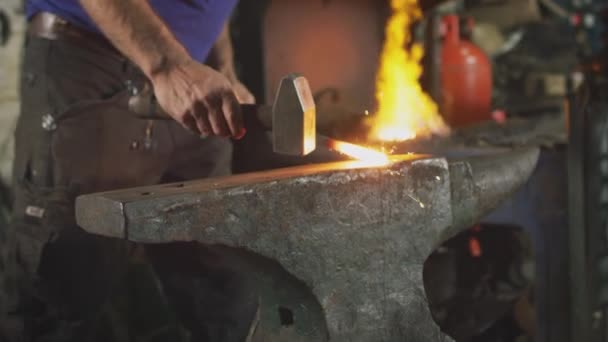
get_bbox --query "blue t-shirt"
[26,0,238,62]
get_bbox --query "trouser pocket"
[11,178,75,279]
[10,91,133,232]
[10,88,131,277]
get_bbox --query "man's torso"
[26,0,238,61]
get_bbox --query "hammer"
[240,73,316,156]
[129,73,317,156]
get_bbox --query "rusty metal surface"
[76,147,539,341]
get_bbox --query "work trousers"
[2,35,257,342]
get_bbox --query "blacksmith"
[3,0,258,340]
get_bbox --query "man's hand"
[207,23,255,105]
[151,60,245,138]
[229,79,255,105]
[78,0,246,138]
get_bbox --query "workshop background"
[0,0,606,341]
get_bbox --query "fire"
[320,0,451,165]
[329,139,390,166]
[369,0,449,141]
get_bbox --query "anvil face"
[76,148,539,342]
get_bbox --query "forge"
[76,146,539,341]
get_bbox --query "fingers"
[239,92,255,105]
[192,100,213,135]
[186,90,243,139]
[234,82,256,105]
[158,64,245,138]
[205,95,231,137]
[153,62,251,138]
[221,91,245,138]
[182,113,201,134]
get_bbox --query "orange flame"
[329,139,390,166]
[369,0,449,142]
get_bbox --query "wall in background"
[264,0,385,122]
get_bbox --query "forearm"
[206,23,236,79]
[79,0,245,137]
[79,0,191,79]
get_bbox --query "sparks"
[369,0,449,142]
[407,194,425,208]
[329,139,390,166]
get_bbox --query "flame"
[369,0,449,142]
[328,139,390,166]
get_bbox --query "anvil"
[76,147,539,341]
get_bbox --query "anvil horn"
[448,147,540,239]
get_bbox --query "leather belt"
[28,12,164,119]
[28,12,122,58]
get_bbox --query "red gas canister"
[440,15,493,126]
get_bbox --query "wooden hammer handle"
[129,96,273,134]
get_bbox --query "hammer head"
[272,74,316,156]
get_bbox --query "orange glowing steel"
[329,139,390,166]
[369,0,449,142]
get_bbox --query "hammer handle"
[240,104,273,131]
[130,100,274,133]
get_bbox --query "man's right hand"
[150,59,246,139]
[77,0,246,138]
